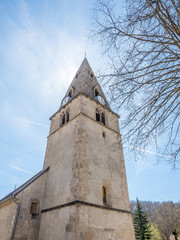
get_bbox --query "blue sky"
[0,0,179,203]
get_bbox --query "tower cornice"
[49,92,119,120]
[48,111,122,138]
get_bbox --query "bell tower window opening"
[60,110,70,126]
[102,186,107,204]
[95,89,99,97]
[66,110,69,122]
[68,90,72,98]
[96,109,100,122]
[61,112,66,126]
[101,113,105,125]
[95,110,106,125]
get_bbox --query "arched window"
[101,113,105,125]
[68,90,72,98]
[60,110,70,126]
[61,112,65,126]
[96,109,100,122]
[66,110,69,122]
[95,89,99,97]
[102,186,107,204]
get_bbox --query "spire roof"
[62,57,110,109]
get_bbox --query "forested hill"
[130,200,180,239]
[131,200,161,218]
[131,200,180,215]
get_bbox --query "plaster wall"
[39,206,77,240]
[77,114,130,211]
[14,173,46,240]
[0,201,17,240]
[77,205,135,240]
[46,95,129,210]
[40,94,134,239]
[43,116,82,209]
[39,205,135,240]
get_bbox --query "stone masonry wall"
[13,173,46,240]
[49,95,120,137]
[0,201,17,240]
[40,94,135,240]
[77,205,135,240]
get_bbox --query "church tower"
[39,58,135,240]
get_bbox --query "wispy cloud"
[26,120,49,127]
[11,165,33,175]
[124,144,174,159]
[159,194,170,201]
[14,116,49,130]
[132,173,165,187]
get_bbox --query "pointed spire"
[62,58,110,109]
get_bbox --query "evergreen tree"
[133,199,152,240]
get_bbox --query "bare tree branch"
[91,0,180,166]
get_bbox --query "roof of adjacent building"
[0,167,49,204]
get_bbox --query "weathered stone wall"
[40,94,135,239]
[39,206,78,240]
[0,172,47,240]
[47,95,129,209]
[39,204,135,240]
[0,201,17,240]
[77,205,135,240]
[43,116,80,208]
[77,113,130,211]
[0,172,46,240]
[13,173,47,240]
[49,95,119,136]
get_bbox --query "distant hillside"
[131,200,180,240]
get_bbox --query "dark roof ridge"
[0,167,49,204]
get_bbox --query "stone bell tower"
[39,58,135,240]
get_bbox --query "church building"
[0,58,135,240]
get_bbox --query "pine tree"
[133,199,152,240]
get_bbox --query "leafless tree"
[152,202,180,240]
[91,0,180,166]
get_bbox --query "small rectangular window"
[30,203,38,215]
[103,186,107,204]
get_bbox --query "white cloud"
[135,159,153,174]
[2,1,93,109]
[11,165,33,175]
[26,120,49,127]
[159,194,170,201]
[124,144,174,159]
